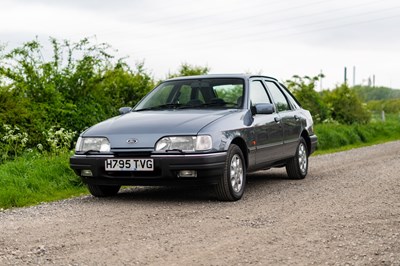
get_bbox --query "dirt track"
[1,141,400,265]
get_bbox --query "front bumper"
[70,152,227,186]
[309,134,318,154]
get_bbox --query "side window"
[265,81,290,112]
[250,80,272,105]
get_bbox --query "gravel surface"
[1,141,400,265]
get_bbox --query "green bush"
[0,37,154,153]
[321,84,371,124]
[285,75,371,125]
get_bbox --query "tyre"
[87,184,121,197]
[286,137,308,179]
[215,144,246,201]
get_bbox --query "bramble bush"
[0,37,154,158]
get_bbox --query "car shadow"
[86,169,292,203]
[115,185,217,203]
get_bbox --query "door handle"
[274,117,281,123]
[294,115,300,121]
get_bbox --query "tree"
[366,98,400,114]
[353,85,400,102]
[168,63,210,78]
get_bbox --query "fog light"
[178,170,197,178]
[81,169,93,177]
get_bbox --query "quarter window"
[265,81,290,112]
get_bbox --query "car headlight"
[155,135,212,152]
[75,137,111,152]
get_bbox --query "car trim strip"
[152,152,227,158]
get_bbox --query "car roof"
[166,74,279,82]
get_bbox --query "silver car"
[70,74,317,201]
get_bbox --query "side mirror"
[254,103,275,115]
[119,107,132,115]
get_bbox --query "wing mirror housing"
[254,103,275,115]
[119,107,132,115]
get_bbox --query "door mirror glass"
[255,103,275,115]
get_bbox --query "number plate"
[105,159,154,171]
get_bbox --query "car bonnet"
[83,109,234,149]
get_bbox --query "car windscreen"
[134,78,245,111]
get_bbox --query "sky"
[1,0,400,89]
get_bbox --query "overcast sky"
[1,0,400,89]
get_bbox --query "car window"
[250,80,272,105]
[134,78,244,110]
[142,84,175,107]
[265,81,291,112]
[177,85,192,103]
[213,84,243,105]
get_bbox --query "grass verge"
[314,115,400,155]
[0,153,86,210]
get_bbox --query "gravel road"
[1,141,400,265]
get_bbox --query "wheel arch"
[301,130,311,155]
[230,137,249,169]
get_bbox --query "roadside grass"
[1,115,399,210]
[314,115,400,155]
[312,137,400,156]
[0,153,86,210]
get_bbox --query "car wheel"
[215,144,246,201]
[87,184,121,197]
[286,137,308,179]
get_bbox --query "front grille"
[112,151,152,158]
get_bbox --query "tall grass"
[315,114,400,152]
[0,153,85,209]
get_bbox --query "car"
[70,74,317,201]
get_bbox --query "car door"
[264,80,303,158]
[249,80,283,165]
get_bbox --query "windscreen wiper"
[134,103,183,111]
